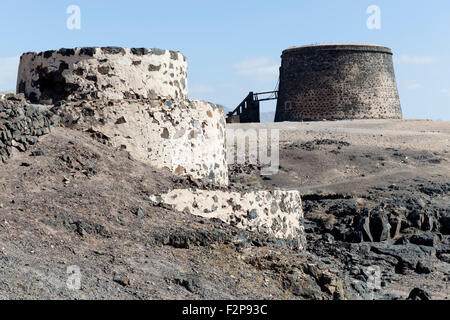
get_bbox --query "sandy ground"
[229,119,449,192]
[231,119,450,152]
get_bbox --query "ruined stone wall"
[275,44,402,122]
[55,98,228,186]
[149,188,305,244]
[0,94,57,162]
[17,47,187,104]
[14,47,228,185]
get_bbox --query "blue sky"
[0,0,449,120]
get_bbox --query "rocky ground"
[0,119,448,300]
[229,120,450,300]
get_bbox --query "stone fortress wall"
[8,47,305,243]
[275,44,402,122]
[17,47,188,104]
[17,47,226,185]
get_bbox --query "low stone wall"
[148,188,305,244]
[55,98,229,186]
[0,94,57,162]
[17,47,188,104]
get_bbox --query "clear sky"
[0,0,449,120]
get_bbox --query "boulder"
[410,232,441,247]
[407,288,431,300]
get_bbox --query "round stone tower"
[274,44,402,122]
[17,47,187,104]
[15,47,229,186]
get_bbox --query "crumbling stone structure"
[17,47,187,104]
[0,94,57,162]
[7,47,304,242]
[275,44,402,122]
[149,189,304,245]
[17,47,226,185]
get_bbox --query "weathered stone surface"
[14,47,229,185]
[407,288,432,300]
[148,188,305,244]
[410,232,441,247]
[55,98,228,186]
[275,44,402,122]
[17,47,188,104]
[0,95,57,162]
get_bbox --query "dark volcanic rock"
[172,276,203,294]
[440,212,450,234]
[0,95,57,163]
[31,150,45,157]
[113,274,130,287]
[407,288,432,300]
[370,210,391,242]
[353,215,373,242]
[415,259,434,274]
[370,243,432,273]
[410,232,441,247]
